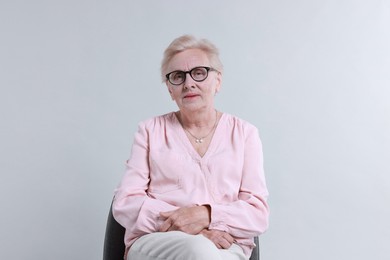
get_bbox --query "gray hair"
[160,35,223,82]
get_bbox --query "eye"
[191,68,207,79]
[171,72,184,81]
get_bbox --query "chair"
[103,202,260,260]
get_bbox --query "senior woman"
[113,35,269,260]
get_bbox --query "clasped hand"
[159,205,210,234]
[159,206,234,249]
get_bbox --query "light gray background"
[1,1,389,259]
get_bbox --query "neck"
[177,108,217,129]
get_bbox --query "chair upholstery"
[103,203,126,260]
[103,202,260,260]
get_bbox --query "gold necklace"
[181,110,218,144]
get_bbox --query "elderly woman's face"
[166,49,221,112]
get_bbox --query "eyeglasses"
[165,66,217,85]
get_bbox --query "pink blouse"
[113,112,269,257]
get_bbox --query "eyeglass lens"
[168,67,209,85]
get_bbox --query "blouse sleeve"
[208,125,270,239]
[112,121,178,240]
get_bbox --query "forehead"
[167,49,210,72]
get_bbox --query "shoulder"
[222,113,259,133]
[137,112,176,131]
[221,113,263,147]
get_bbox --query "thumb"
[159,210,174,218]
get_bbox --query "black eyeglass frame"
[165,66,217,85]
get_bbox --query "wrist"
[201,205,211,227]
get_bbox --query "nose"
[183,72,196,89]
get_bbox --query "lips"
[183,93,199,98]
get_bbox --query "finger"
[159,218,172,232]
[225,234,235,244]
[159,211,174,218]
[219,237,233,249]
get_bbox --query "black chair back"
[103,204,125,260]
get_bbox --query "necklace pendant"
[195,138,203,143]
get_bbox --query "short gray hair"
[160,35,223,82]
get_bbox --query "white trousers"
[127,231,248,260]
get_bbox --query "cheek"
[171,90,182,101]
[204,80,218,94]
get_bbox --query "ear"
[166,83,174,100]
[215,72,222,94]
